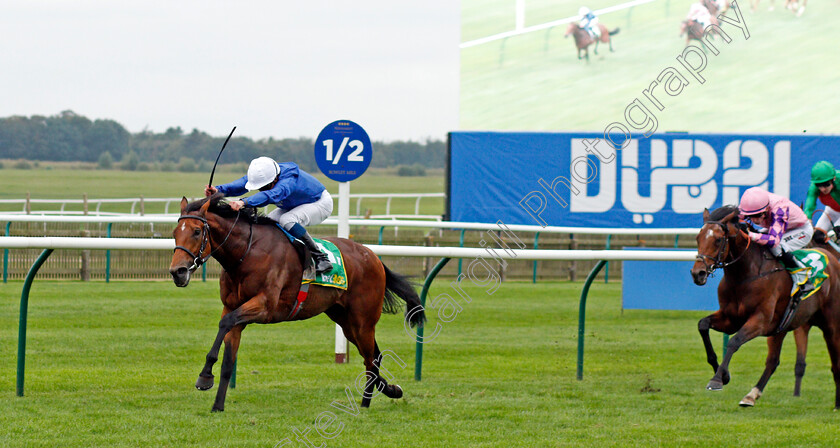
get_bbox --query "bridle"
[695,219,751,277]
[174,211,252,272]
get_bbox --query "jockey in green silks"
[803,161,840,244]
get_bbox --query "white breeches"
[267,191,333,229]
[769,222,813,256]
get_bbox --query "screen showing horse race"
[459,0,838,135]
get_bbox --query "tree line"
[0,110,446,171]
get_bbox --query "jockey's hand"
[736,221,749,233]
[205,185,218,197]
[229,200,245,211]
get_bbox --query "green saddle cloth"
[788,249,830,300]
[301,238,348,290]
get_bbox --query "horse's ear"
[724,209,740,223]
[199,197,212,216]
[180,197,188,214]
[702,208,710,222]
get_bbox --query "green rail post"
[17,248,54,397]
[105,223,112,283]
[577,259,607,381]
[674,235,680,249]
[532,232,540,283]
[723,334,729,357]
[377,226,385,260]
[457,229,465,277]
[4,221,11,283]
[604,235,612,284]
[202,263,207,282]
[415,257,451,382]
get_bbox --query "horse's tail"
[609,27,620,35]
[382,264,426,328]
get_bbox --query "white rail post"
[335,182,350,363]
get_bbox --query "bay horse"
[680,20,706,47]
[690,205,840,408]
[791,234,840,397]
[564,23,619,61]
[169,194,425,412]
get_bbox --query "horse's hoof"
[384,384,403,399]
[196,375,214,391]
[211,406,224,412]
[739,397,755,407]
[721,370,731,385]
[706,379,724,391]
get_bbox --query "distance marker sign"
[314,120,372,182]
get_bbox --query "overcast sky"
[1,1,460,142]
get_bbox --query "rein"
[175,211,252,272]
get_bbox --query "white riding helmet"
[579,6,591,16]
[244,156,280,190]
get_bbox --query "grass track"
[1,280,838,447]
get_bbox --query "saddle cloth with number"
[788,249,829,300]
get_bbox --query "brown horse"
[564,23,619,61]
[680,20,706,46]
[169,194,425,412]
[691,205,840,408]
[792,234,840,396]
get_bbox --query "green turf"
[461,0,840,134]
[1,280,837,447]
[0,167,445,216]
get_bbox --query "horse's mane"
[707,204,739,222]
[184,193,277,226]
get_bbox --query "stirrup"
[313,254,332,274]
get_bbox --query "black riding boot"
[780,250,814,296]
[300,232,333,274]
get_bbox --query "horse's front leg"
[707,315,768,391]
[593,40,599,55]
[740,333,786,406]
[698,311,731,378]
[212,324,245,412]
[196,307,234,391]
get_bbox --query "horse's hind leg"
[740,333,785,407]
[821,326,840,409]
[373,342,405,400]
[793,325,810,396]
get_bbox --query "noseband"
[175,211,249,272]
[695,219,751,276]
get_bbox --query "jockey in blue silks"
[579,7,601,39]
[206,156,334,274]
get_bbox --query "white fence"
[0,236,696,260]
[0,193,446,220]
[0,213,701,236]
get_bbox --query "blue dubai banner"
[448,131,840,228]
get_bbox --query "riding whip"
[208,126,237,188]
